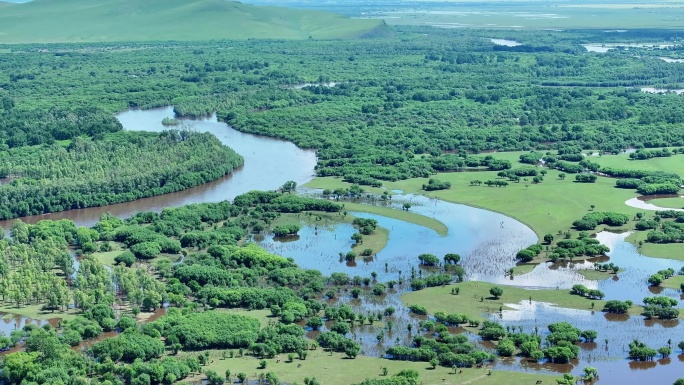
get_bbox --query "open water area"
[257,194,684,383]
[1,107,683,382]
[0,107,317,230]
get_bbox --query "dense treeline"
[0,104,122,148]
[1,27,683,385]
[0,194,353,384]
[0,130,242,219]
[3,28,684,188]
[642,211,684,244]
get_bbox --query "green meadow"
[0,0,385,43]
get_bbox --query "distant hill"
[0,0,388,43]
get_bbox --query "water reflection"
[257,194,684,383]
[0,106,317,230]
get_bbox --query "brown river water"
[0,107,317,229]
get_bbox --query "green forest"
[1,4,684,385]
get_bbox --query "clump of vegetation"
[422,178,451,191]
[572,212,630,231]
[273,224,300,236]
[161,117,180,126]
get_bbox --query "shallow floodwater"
[660,57,684,63]
[641,87,684,95]
[584,43,673,53]
[259,194,537,283]
[0,313,59,338]
[258,193,684,382]
[291,82,338,89]
[625,196,684,212]
[584,45,612,53]
[493,301,684,384]
[0,107,316,229]
[490,38,521,47]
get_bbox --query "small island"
[161,117,180,126]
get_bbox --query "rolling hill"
[0,0,387,43]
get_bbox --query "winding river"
[259,196,684,384]
[0,107,317,230]
[3,107,684,383]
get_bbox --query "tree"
[114,251,136,267]
[489,287,503,299]
[351,233,363,244]
[543,234,554,244]
[281,180,297,193]
[658,346,672,358]
[648,274,664,286]
[372,284,387,296]
[205,370,223,385]
[418,254,439,266]
[444,253,460,264]
[530,350,544,362]
[403,203,411,211]
[306,316,323,330]
[345,344,360,359]
[580,330,597,342]
[496,338,516,357]
[237,373,247,383]
[582,367,599,381]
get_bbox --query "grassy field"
[510,264,537,276]
[343,201,448,236]
[308,151,684,260]
[92,242,126,266]
[0,0,385,43]
[577,269,621,280]
[626,231,684,261]
[662,275,684,291]
[216,309,273,328]
[590,153,684,177]
[309,167,639,240]
[648,197,684,210]
[190,349,560,385]
[402,281,642,322]
[0,303,79,321]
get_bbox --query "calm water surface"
[0,107,316,229]
[257,194,684,383]
[1,108,682,382]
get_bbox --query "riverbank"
[648,197,684,210]
[0,304,78,322]
[625,232,684,261]
[401,281,643,323]
[269,211,391,256]
[307,169,639,240]
[188,349,561,385]
[306,162,682,261]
